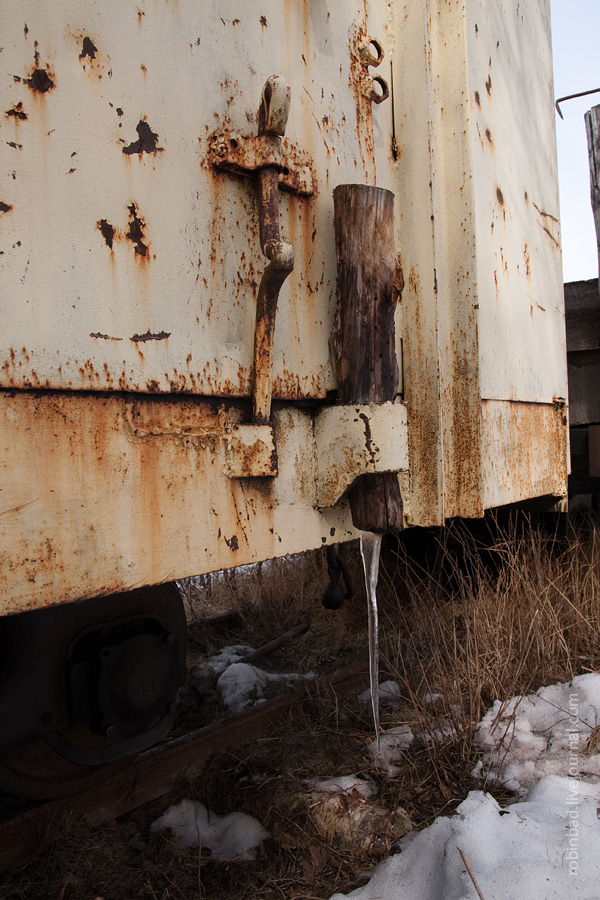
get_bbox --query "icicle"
[360,531,382,751]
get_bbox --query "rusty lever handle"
[252,76,294,424]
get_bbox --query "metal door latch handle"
[210,76,303,478]
[253,75,294,424]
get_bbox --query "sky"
[551,0,600,283]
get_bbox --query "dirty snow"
[150,799,270,861]
[368,726,414,775]
[201,645,254,672]
[305,774,378,799]
[328,673,600,899]
[328,775,600,899]
[473,672,600,795]
[192,646,314,712]
[358,680,403,708]
[216,661,313,711]
[152,672,600,891]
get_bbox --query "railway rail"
[0,660,372,872]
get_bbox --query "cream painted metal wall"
[0,0,395,399]
[391,0,568,523]
[0,0,568,614]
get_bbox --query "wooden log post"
[585,104,600,290]
[333,184,404,533]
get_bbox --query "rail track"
[0,660,372,872]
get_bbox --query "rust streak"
[532,202,558,224]
[537,221,560,249]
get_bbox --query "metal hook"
[258,74,291,136]
[555,88,600,120]
[364,75,390,105]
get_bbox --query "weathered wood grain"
[333,184,404,532]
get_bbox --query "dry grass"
[380,516,600,727]
[3,517,600,899]
[181,546,369,676]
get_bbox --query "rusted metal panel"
[480,400,568,509]
[0,0,393,400]
[0,0,571,617]
[0,391,359,616]
[426,0,483,520]
[315,402,408,508]
[389,1,444,528]
[390,0,568,522]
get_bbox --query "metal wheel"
[0,734,126,800]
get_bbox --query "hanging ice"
[360,530,382,751]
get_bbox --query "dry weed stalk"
[380,519,600,764]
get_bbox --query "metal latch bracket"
[223,423,277,479]
[314,402,409,508]
[209,131,314,196]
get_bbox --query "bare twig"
[457,847,486,900]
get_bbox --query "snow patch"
[358,680,403,708]
[216,662,313,711]
[150,799,270,861]
[368,726,414,775]
[305,774,378,799]
[328,775,600,899]
[473,673,600,795]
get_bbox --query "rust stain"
[130,330,171,343]
[126,202,149,257]
[537,221,560,249]
[485,74,492,96]
[25,68,54,92]
[523,243,531,278]
[98,218,114,248]
[123,120,163,156]
[90,332,122,341]
[0,202,13,214]
[79,36,98,59]
[26,42,55,94]
[532,201,558,224]
[348,20,377,185]
[5,102,27,120]
[474,91,481,108]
